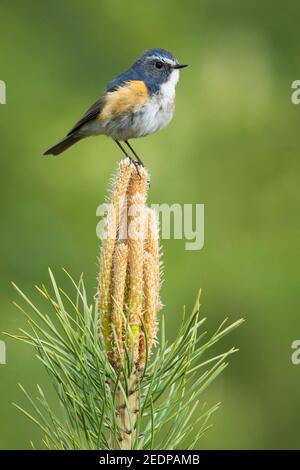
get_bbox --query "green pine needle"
[6,270,244,450]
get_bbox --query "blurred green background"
[1,0,300,449]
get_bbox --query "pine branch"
[6,159,244,450]
[6,271,243,449]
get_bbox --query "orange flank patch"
[99,81,149,121]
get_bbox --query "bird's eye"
[155,61,163,69]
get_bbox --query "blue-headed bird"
[43,48,188,167]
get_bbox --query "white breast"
[134,69,179,137]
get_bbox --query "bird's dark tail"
[43,133,83,156]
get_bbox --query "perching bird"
[43,48,188,166]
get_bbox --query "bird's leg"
[115,140,131,160]
[115,140,141,176]
[125,141,144,167]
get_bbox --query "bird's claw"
[128,156,142,177]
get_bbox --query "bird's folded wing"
[67,80,149,135]
[67,97,105,135]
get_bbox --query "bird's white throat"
[160,69,179,98]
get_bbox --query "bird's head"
[132,48,188,90]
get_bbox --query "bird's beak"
[173,63,188,69]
